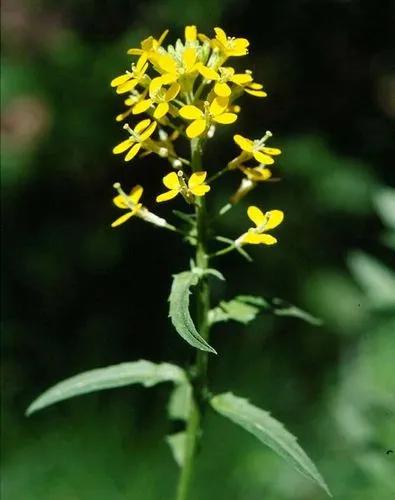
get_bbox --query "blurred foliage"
[2,0,394,499]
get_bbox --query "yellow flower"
[179,97,237,138]
[156,171,210,203]
[240,165,272,182]
[236,206,284,246]
[156,48,199,84]
[111,54,149,95]
[111,185,143,227]
[112,119,157,161]
[213,27,249,57]
[115,91,148,122]
[197,65,253,98]
[233,134,281,164]
[132,80,180,120]
[127,30,169,61]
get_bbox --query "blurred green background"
[2,0,394,498]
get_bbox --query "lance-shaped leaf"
[169,271,217,353]
[209,295,321,326]
[211,392,331,497]
[26,360,186,416]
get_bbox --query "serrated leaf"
[211,392,331,497]
[168,382,192,422]
[166,432,186,467]
[209,295,321,326]
[26,360,186,416]
[169,271,217,353]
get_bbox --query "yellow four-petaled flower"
[156,171,210,202]
[237,206,284,246]
[111,185,143,227]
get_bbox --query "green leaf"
[165,432,186,467]
[374,187,395,230]
[348,251,395,309]
[211,392,331,497]
[209,295,321,326]
[167,382,192,422]
[26,360,186,416]
[169,271,217,353]
[209,297,261,325]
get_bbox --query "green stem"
[176,139,211,500]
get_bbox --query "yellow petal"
[183,48,197,70]
[113,138,133,154]
[198,65,220,81]
[214,82,232,97]
[127,48,143,55]
[111,73,131,87]
[129,185,143,204]
[158,29,169,46]
[112,194,128,209]
[247,206,266,226]
[245,89,267,97]
[132,99,153,114]
[115,108,133,122]
[188,171,207,188]
[242,167,272,182]
[160,73,177,85]
[190,184,210,197]
[111,211,134,228]
[162,171,180,190]
[262,147,282,156]
[154,102,169,119]
[209,96,228,116]
[242,232,277,245]
[253,150,274,164]
[214,27,227,44]
[149,77,164,95]
[125,143,141,161]
[186,119,206,138]
[136,53,148,71]
[134,119,151,134]
[158,54,177,74]
[165,82,180,101]
[156,190,179,203]
[232,38,249,56]
[264,210,284,230]
[233,134,254,152]
[213,112,237,124]
[116,79,138,94]
[139,121,157,141]
[185,25,197,42]
[231,73,253,85]
[179,105,203,120]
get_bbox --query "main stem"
[176,139,211,500]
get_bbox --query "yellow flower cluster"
[110,26,284,246]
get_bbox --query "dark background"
[2,0,395,498]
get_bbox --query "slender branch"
[207,165,230,184]
[209,244,236,259]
